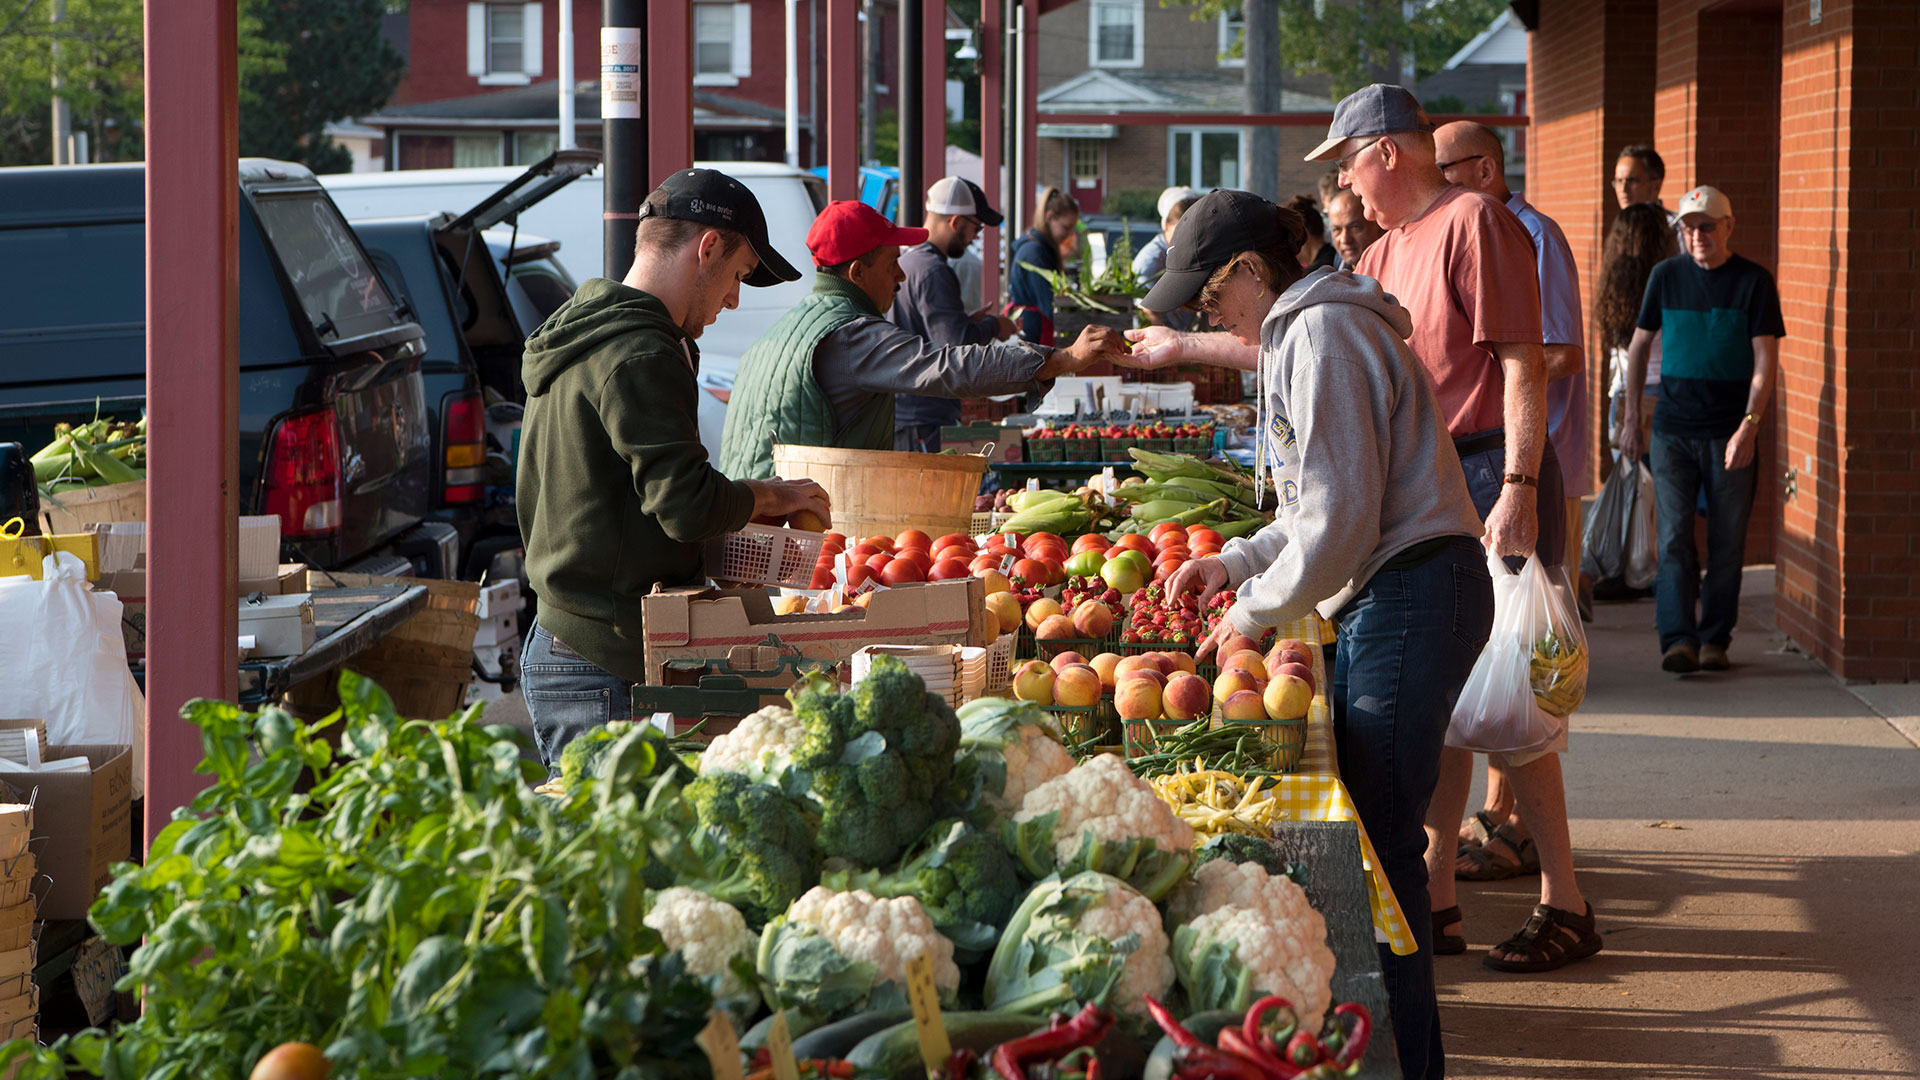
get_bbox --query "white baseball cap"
[1157,186,1196,221]
[925,177,1004,226]
[1676,185,1733,219]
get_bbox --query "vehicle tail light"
[442,390,486,505]
[264,407,341,538]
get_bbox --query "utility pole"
[784,0,799,167]
[861,1,878,167]
[1244,0,1280,201]
[898,0,921,223]
[602,0,646,279]
[558,0,575,149]
[50,0,71,164]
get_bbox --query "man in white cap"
[1131,184,1197,281]
[889,176,1018,452]
[1618,186,1783,674]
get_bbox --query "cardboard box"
[643,577,992,686]
[635,641,842,733]
[238,515,281,584]
[0,745,133,921]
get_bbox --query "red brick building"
[1525,0,1919,680]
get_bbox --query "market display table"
[237,584,428,705]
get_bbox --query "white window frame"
[1167,127,1247,191]
[1088,0,1145,69]
[1218,8,1245,67]
[693,2,752,87]
[467,2,541,86]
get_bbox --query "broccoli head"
[787,657,962,868]
[681,770,821,924]
[556,721,691,793]
[822,817,1021,958]
[1193,833,1307,887]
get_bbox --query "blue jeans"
[1332,536,1495,1080]
[1457,432,1566,570]
[520,618,633,773]
[893,424,942,453]
[1650,431,1757,650]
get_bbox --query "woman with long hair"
[1288,194,1338,270]
[1594,202,1679,453]
[1008,187,1079,345]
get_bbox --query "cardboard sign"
[905,951,951,1072]
[767,1010,801,1080]
[697,1009,745,1080]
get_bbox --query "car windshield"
[251,189,400,343]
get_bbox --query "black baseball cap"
[637,168,801,287]
[1141,190,1296,312]
[1305,83,1436,162]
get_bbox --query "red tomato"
[1011,558,1048,585]
[1072,533,1111,556]
[1149,522,1186,544]
[847,562,875,588]
[969,554,1002,574]
[1116,534,1156,555]
[865,552,894,575]
[895,529,932,553]
[929,558,972,581]
[933,533,974,553]
[1187,527,1224,547]
[849,542,882,559]
[1037,557,1066,586]
[896,547,934,573]
[881,558,926,585]
[864,535,895,553]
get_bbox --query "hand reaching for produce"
[1120,325,1184,369]
[1194,616,1241,663]
[746,477,832,529]
[1039,324,1129,379]
[1165,557,1229,615]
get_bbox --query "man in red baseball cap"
[719,201,1125,479]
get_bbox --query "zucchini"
[742,1010,826,1053]
[1142,1011,1244,1080]
[788,1009,913,1061]
[846,1011,1046,1080]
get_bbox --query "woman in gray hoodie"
[1127,190,1490,1080]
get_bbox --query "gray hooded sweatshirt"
[1215,268,1485,635]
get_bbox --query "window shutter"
[523,2,543,76]
[467,3,487,76]
[732,2,752,78]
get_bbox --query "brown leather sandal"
[1457,809,1502,856]
[1484,902,1603,973]
[1431,905,1465,956]
[1454,823,1540,881]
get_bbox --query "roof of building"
[1038,69,1335,113]
[362,80,801,130]
[1443,9,1528,68]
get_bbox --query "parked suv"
[0,159,465,576]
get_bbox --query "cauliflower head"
[1004,754,1196,900]
[700,706,804,782]
[644,887,758,997]
[1166,858,1283,926]
[996,725,1078,813]
[956,698,1077,814]
[1166,860,1335,1029]
[757,886,960,1022]
[983,871,1173,1019]
[1075,875,1176,1016]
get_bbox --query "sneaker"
[1662,642,1700,673]
[1699,643,1730,670]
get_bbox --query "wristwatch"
[1742,412,1760,428]
[1502,473,1536,487]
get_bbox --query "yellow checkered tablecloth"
[1269,614,1418,956]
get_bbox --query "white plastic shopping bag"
[0,552,145,796]
[1446,553,1588,755]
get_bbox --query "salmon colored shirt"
[1354,185,1543,437]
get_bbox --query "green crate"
[1217,715,1308,774]
[1138,437,1176,454]
[1063,437,1101,462]
[1043,700,1118,746]
[1100,438,1137,462]
[1027,437,1065,462]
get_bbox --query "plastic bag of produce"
[0,551,144,794]
[1582,450,1657,589]
[1446,553,1585,755]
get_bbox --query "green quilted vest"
[717,273,897,480]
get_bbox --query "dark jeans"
[1650,431,1757,650]
[893,424,942,453]
[1457,430,1566,570]
[520,618,632,773]
[1332,536,1495,1080]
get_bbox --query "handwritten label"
[1026,477,1041,493]
[698,1009,745,1080]
[905,951,952,1072]
[767,1010,802,1080]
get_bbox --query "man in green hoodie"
[517,168,831,768]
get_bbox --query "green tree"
[239,0,403,173]
[0,0,145,166]
[1171,0,1509,99]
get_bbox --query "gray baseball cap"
[1305,84,1436,162]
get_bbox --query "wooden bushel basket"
[769,443,987,543]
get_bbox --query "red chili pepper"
[1144,995,1204,1049]
[1171,1043,1275,1080]
[991,1002,1114,1080]
[940,1048,978,1080]
[1329,1004,1372,1072]
[1241,995,1299,1057]
[822,1060,856,1079]
[1284,1032,1321,1070]
[1084,1055,1102,1080]
[1216,1027,1295,1079]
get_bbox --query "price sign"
[767,1010,802,1080]
[904,951,951,1072]
[698,1009,745,1080]
[1026,477,1041,493]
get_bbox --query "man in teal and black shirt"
[1618,185,1785,674]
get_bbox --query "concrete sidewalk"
[1440,568,1920,1079]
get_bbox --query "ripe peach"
[1165,651,1198,676]
[1274,661,1316,695]
[1118,667,1166,689]
[1220,649,1269,682]
[1265,644,1311,674]
[984,592,1023,636]
[1035,614,1077,642]
[1214,667,1265,704]
[1053,664,1104,707]
[1050,650,1088,672]
[1263,674,1313,721]
[1220,689,1268,721]
[1148,652,1183,676]
[1011,660,1056,705]
[1162,673,1212,721]
[1115,677,1164,721]
[1089,652,1123,688]
[1071,600,1114,639]
[1217,632,1258,660]
[1115,654,1163,682]
[1025,597,1064,632]
[978,569,1011,595]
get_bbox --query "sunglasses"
[1336,137,1384,176]
[1436,153,1485,172]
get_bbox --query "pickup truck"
[0,159,467,577]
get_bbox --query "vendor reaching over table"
[516,168,832,770]
[1124,189,1490,1080]
[717,200,1127,481]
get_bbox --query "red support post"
[825,0,859,201]
[1021,0,1039,222]
[647,0,694,186]
[143,0,239,846]
[981,0,1003,301]
[921,1,946,198]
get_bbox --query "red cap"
[806,200,929,266]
